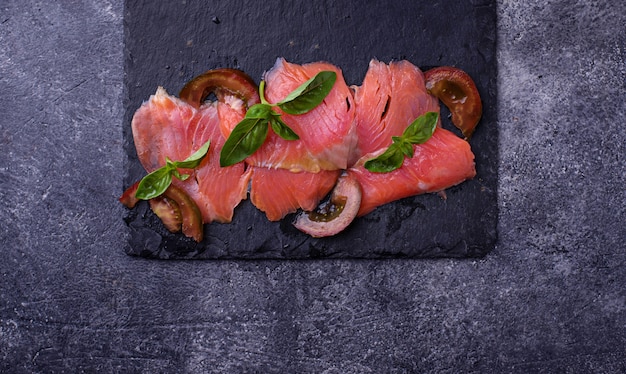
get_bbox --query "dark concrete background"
[1,1,624,373]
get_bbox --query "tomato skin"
[162,185,203,242]
[120,181,203,242]
[424,67,482,139]
[119,181,140,208]
[179,68,260,109]
[149,196,182,234]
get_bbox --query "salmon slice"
[131,87,251,223]
[220,58,357,172]
[349,59,439,165]
[249,167,341,221]
[192,100,252,223]
[132,87,197,170]
[349,127,476,217]
[214,65,346,221]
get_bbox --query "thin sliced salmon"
[131,87,251,223]
[220,58,357,172]
[249,167,341,221]
[217,91,342,221]
[132,87,197,170]
[349,127,476,216]
[349,59,439,165]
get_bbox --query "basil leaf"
[171,167,192,181]
[402,111,438,144]
[269,116,299,140]
[396,139,414,158]
[177,173,191,181]
[220,117,269,167]
[245,103,273,119]
[363,144,405,173]
[135,167,173,200]
[174,140,211,169]
[171,168,184,180]
[276,71,337,115]
[164,158,177,174]
[363,112,438,173]
[134,140,211,200]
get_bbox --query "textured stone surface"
[1,0,624,373]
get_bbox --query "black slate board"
[122,0,498,259]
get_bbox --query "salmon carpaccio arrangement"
[120,58,483,242]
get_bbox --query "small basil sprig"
[364,112,439,173]
[220,71,337,167]
[135,140,211,200]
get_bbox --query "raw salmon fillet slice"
[132,87,197,169]
[131,87,251,223]
[216,88,342,221]
[349,127,476,217]
[220,58,357,172]
[249,167,341,221]
[348,60,476,217]
[349,59,440,165]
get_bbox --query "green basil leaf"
[276,71,337,115]
[171,168,183,180]
[171,167,192,181]
[164,157,177,172]
[402,111,438,144]
[269,116,299,140]
[363,112,439,174]
[245,103,273,119]
[363,144,405,173]
[397,139,414,158]
[220,117,269,167]
[174,140,211,169]
[177,173,191,181]
[135,167,173,200]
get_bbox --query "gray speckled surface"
[1,0,624,373]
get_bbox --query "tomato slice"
[149,196,182,234]
[424,66,482,139]
[162,185,203,242]
[179,68,260,109]
[120,181,203,242]
[119,181,140,208]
